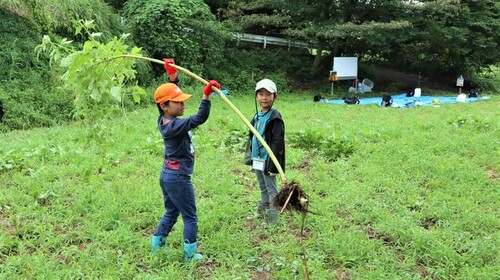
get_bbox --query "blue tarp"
[321,94,490,108]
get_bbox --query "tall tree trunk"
[310,40,325,78]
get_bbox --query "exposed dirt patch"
[421,217,437,230]
[231,169,244,175]
[363,225,393,245]
[297,156,313,171]
[290,228,312,241]
[414,264,430,278]
[0,217,15,235]
[197,262,217,279]
[486,167,499,182]
[251,271,272,280]
[255,233,267,241]
[336,268,351,280]
[246,219,256,231]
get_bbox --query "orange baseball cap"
[154,83,192,104]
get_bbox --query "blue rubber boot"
[184,242,203,261]
[151,235,167,252]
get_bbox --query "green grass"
[1,91,499,279]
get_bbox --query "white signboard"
[333,57,358,80]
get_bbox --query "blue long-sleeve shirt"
[159,99,211,175]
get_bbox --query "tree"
[217,0,499,85]
[388,0,500,85]
[223,0,411,77]
[123,0,232,79]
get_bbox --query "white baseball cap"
[255,79,277,94]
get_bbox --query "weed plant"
[0,91,498,279]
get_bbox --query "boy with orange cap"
[151,58,220,262]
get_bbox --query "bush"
[467,65,500,93]
[0,81,73,132]
[0,9,73,131]
[212,46,308,93]
[289,127,357,162]
[123,0,230,81]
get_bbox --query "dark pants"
[154,173,198,243]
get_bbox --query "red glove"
[163,58,177,76]
[203,80,221,96]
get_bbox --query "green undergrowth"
[1,92,499,279]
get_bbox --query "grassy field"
[1,90,499,279]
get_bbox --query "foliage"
[0,83,73,132]
[36,20,147,146]
[0,0,123,42]
[223,0,412,77]
[0,8,73,132]
[467,65,500,93]
[122,0,232,81]
[209,46,308,92]
[0,144,64,174]
[103,0,127,12]
[1,94,498,278]
[0,7,45,80]
[385,0,500,84]
[216,0,499,88]
[2,0,498,134]
[289,127,356,162]
[0,149,28,174]
[447,114,493,132]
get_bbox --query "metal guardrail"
[234,33,310,49]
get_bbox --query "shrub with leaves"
[123,0,231,80]
[289,127,356,162]
[36,20,147,145]
[0,0,123,42]
[448,114,493,132]
[218,128,248,153]
[0,9,74,131]
[0,149,27,174]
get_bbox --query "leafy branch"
[36,20,147,147]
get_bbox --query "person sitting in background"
[406,89,415,97]
[468,88,479,98]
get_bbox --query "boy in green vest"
[245,79,285,224]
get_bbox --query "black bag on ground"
[468,88,479,98]
[381,95,393,107]
[343,96,360,105]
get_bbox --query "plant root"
[274,181,310,213]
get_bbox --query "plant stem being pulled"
[110,54,287,186]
